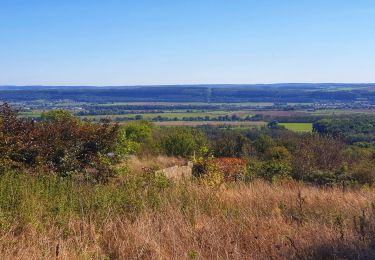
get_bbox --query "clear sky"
[1,0,374,85]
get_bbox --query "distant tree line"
[3,85,375,103]
[313,115,375,144]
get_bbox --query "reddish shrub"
[0,104,123,180]
[212,157,247,181]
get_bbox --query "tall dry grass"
[126,155,187,173]
[0,172,375,259]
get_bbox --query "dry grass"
[126,155,187,173]
[1,177,375,259]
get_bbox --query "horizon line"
[1,82,375,88]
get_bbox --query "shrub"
[248,146,293,181]
[292,134,345,180]
[41,109,75,122]
[253,134,275,154]
[0,104,126,181]
[259,160,293,181]
[120,121,153,154]
[159,127,207,157]
[303,170,352,186]
[352,162,375,185]
[265,146,292,161]
[209,131,252,157]
[212,157,247,181]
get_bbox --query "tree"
[135,115,143,120]
[253,134,275,154]
[160,127,206,157]
[292,134,345,181]
[119,121,153,154]
[41,109,75,122]
[247,145,292,181]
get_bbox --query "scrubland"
[2,104,375,259]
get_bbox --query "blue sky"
[0,0,374,85]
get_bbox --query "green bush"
[120,121,153,154]
[352,162,375,185]
[159,127,207,157]
[247,146,292,181]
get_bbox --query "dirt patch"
[127,155,187,173]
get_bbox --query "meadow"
[1,171,375,259]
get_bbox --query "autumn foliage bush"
[0,104,124,180]
[212,157,247,181]
[192,156,247,186]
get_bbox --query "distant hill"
[1,83,375,103]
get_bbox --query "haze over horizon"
[1,0,374,86]
[1,83,375,88]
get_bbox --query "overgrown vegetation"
[1,173,375,259]
[314,115,375,144]
[3,103,375,186]
[2,104,375,259]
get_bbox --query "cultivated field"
[236,110,310,117]
[312,109,375,116]
[154,121,266,127]
[279,122,313,132]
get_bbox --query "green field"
[80,110,255,120]
[97,102,275,107]
[279,123,313,132]
[18,111,42,118]
[154,121,266,127]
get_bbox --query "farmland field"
[235,110,310,117]
[279,122,313,132]
[79,110,256,121]
[154,121,266,127]
[98,101,276,107]
[312,109,375,115]
[18,111,42,118]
